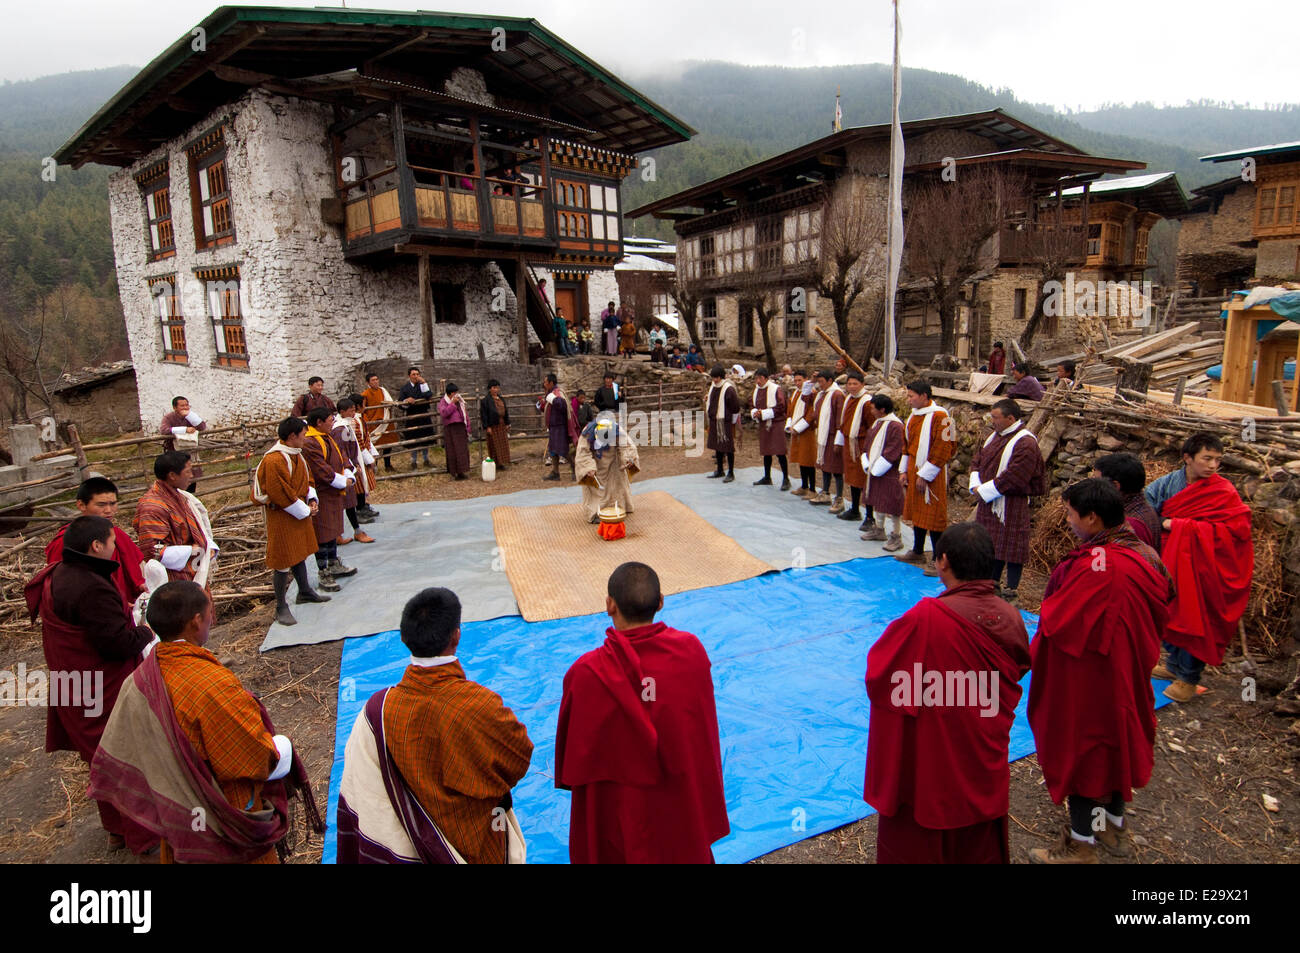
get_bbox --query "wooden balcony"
[342,167,553,257]
[998,222,1087,267]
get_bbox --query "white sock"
[1069,829,1096,845]
[1105,811,1124,829]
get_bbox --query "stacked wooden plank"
[1045,323,1224,394]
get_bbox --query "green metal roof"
[55,6,695,166]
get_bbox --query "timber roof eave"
[54,5,695,168]
[626,108,1094,219]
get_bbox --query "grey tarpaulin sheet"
[258,466,893,652]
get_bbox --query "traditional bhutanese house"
[977,170,1187,355]
[48,362,142,437]
[628,108,1149,368]
[1200,141,1300,283]
[52,6,692,424]
[1174,176,1258,298]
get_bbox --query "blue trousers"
[1162,641,1206,685]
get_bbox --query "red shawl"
[1029,536,1173,803]
[864,582,1031,828]
[555,622,729,863]
[1160,474,1253,666]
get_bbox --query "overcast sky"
[3,0,1296,112]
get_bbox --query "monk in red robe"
[865,522,1030,863]
[1028,479,1174,863]
[45,476,145,618]
[1093,452,1162,550]
[1144,432,1252,703]
[26,515,158,855]
[556,562,729,863]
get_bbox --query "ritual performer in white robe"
[252,417,330,626]
[861,394,906,550]
[749,368,789,490]
[576,412,642,524]
[967,399,1044,606]
[537,372,579,481]
[134,451,218,589]
[705,365,740,483]
[159,396,208,493]
[786,372,818,497]
[333,400,376,545]
[362,373,397,472]
[837,371,873,524]
[808,369,845,511]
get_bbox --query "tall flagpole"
[883,0,904,375]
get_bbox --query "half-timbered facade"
[54,7,691,423]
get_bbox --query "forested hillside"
[0,62,1295,419]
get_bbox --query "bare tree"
[1015,213,1089,352]
[815,175,886,358]
[905,166,1025,356]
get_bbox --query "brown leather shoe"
[354,531,376,544]
[1095,820,1134,858]
[1163,679,1199,703]
[1151,663,1174,681]
[1029,828,1099,864]
[336,535,353,545]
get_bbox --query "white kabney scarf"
[366,387,395,441]
[815,382,843,453]
[251,442,301,505]
[787,383,810,431]
[335,417,374,496]
[970,420,1034,524]
[864,413,902,490]
[179,488,217,589]
[709,379,737,424]
[841,391,870,442]
[755,380,779,428]
[901,402,949,506]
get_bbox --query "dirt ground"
[3,433,1298,864]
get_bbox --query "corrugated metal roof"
[1201,141,1300,163]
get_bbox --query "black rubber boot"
[292,561,331,604]
[273,571,297,626]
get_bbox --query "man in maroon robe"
[705,366,740,482]
[864,522,1030,863]
[1027,479,1174,863]
[1092,453,1162,549]
[26,515,159,855]
[861,393,906,551]
[967,399,1045,606]
[45,477,146,618]
[556,562,729,863]
[809,369,846,510]
[749,368,789,490]
[1144,433,1253,703]
[537,373,579,482]
[159,395,209,492]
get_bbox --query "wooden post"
[516,255,529,364]
[1115,358,1152,397]
[67,424,89,477]
[1173,376,1187,406]
[1272,381,1290,417]
[419,252,434,359]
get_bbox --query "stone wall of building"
[49,374,142,437]
[1175,183,1258,292]
[109,86,528,430]
[1257,238,1300,281]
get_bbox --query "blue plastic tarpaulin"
[320,557,1171,863]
